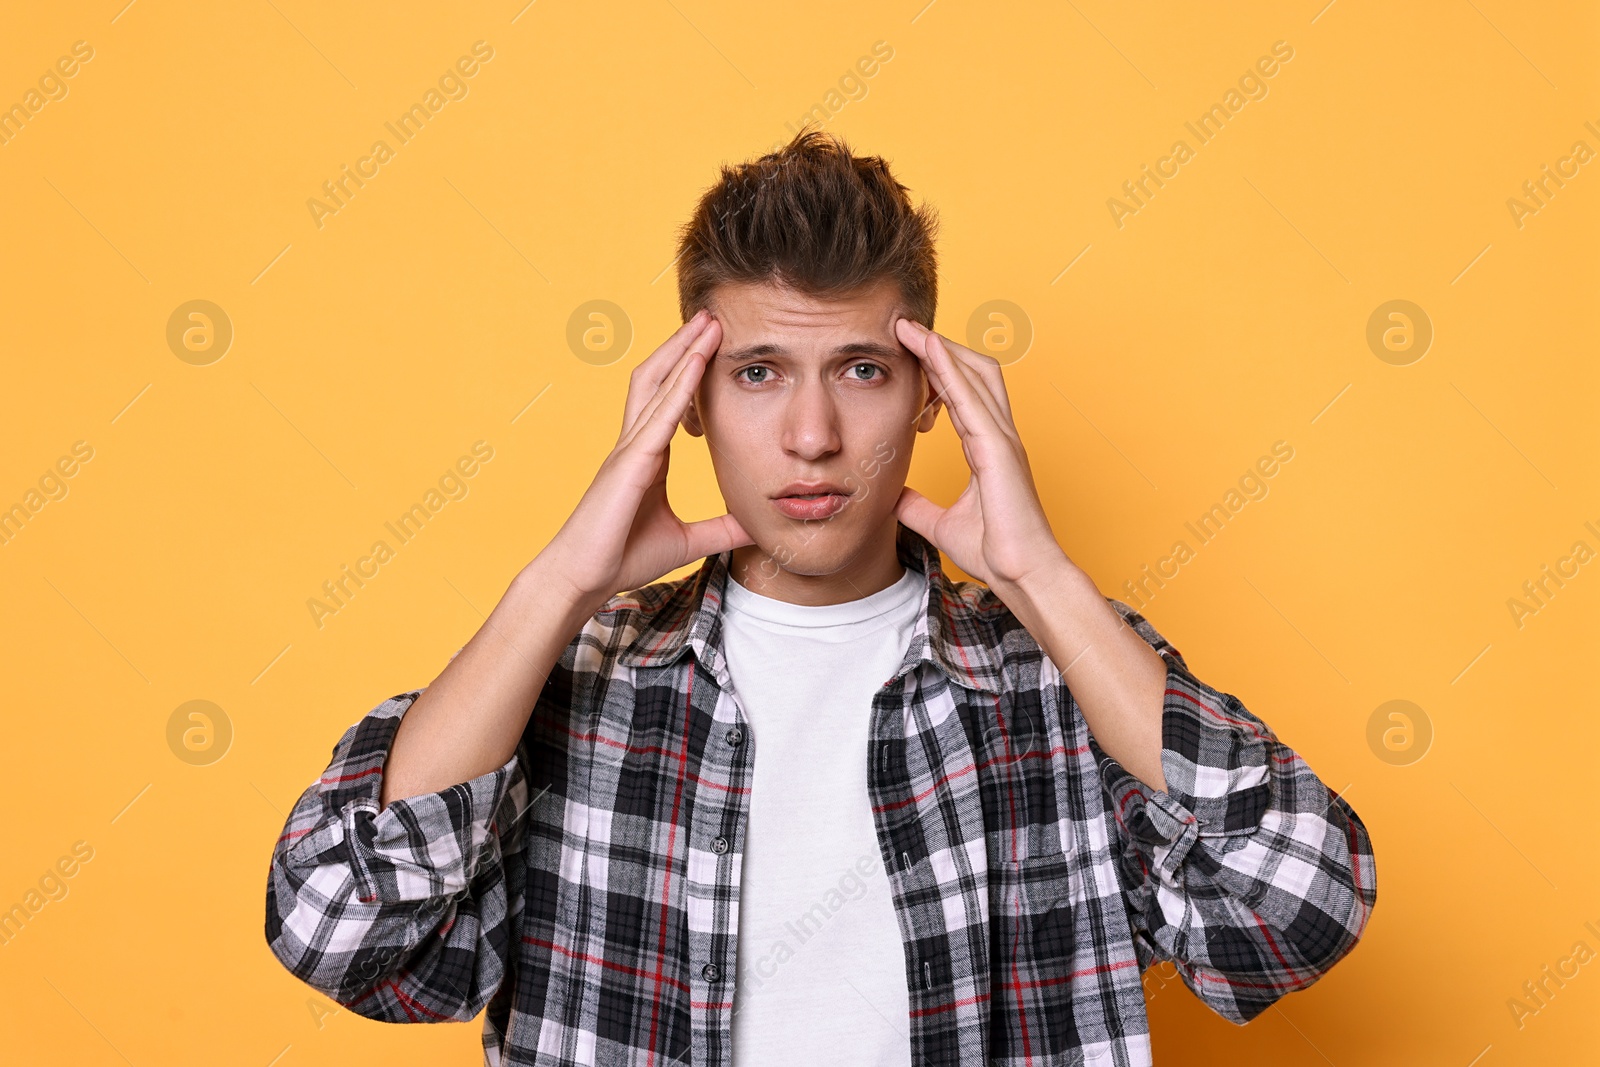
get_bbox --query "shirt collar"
[616,520,1005,696]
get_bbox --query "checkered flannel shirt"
[266,521,1376,1066]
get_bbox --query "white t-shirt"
[721,562,925,1067]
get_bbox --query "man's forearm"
[994,555,1170,793]
[379,557,605,809]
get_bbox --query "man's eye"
[736,364,882,385]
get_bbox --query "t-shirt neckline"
[723,564,924,629]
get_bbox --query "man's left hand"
[892,317,1069,595]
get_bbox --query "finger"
[620,349,695,449]
[928,331,1013,438]
[622,318,721,444]
[681,511,756,560]
[907,323,1007,434]
[620,311,712,436]
[899,320,950,429]
[623,350,702,458]
[933,330,1014,426]
[896,318,997,443]
[892,484,945,547]
[895,319,966,437]
[621,310,714,435]
[924,330,1013,447]
[622,328,716,460]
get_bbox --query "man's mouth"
[771,483,853,520]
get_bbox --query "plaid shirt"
[266,521,1376,1066]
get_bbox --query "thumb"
[893,485,944,547]
[681,512,755,561]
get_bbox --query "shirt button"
[725,727,743,746]
[710,835,729,855]
[702,963,721,982]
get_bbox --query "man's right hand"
[378,310,751,809]
[539,308,753,607]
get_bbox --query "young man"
[266,129,1376,1066]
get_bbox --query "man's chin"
[729,514,875,578]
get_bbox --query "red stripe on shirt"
[523,936,691,994]
[909,991,991,1018]
[320,766,382,785]
[646,657,696,1066]
[871,744,1082,814]
[1166,686,1270,741]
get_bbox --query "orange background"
[1,2,1596,1064]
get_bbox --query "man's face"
[681,277,942,589]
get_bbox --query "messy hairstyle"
[674,124,940,328]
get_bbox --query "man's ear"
[681,395,705,438]
[914,373,943,433]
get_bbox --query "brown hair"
[674,124,940,328]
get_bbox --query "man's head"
[673,127,943,596]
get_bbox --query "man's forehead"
[707,279,909,345]
[701,279,925,390]
[714,336,905,366]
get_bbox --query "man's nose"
[780,377,843,459]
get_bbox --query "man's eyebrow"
[715,340,906,364]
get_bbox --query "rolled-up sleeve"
[264,689,532,1022]
[1090,599,1378,1024]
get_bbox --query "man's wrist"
[516,553,608,633]
[991,549,1087,629]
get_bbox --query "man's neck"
[727,517,907,607]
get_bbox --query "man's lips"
[771,494,850,520]
[771,483,853,520]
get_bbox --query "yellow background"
[2,1,1596,1063]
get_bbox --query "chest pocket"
[975,693,1067,869]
